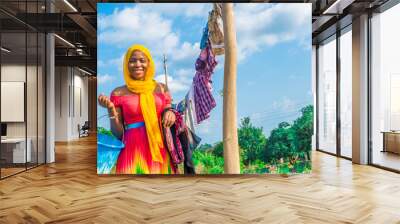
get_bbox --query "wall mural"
[97,3,313,175]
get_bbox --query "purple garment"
[162,109,184,165]
[193,43,217,124]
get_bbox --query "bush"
[211,141,224,157]
[97,127,113,136]
[192,150,224,174]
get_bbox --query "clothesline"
[171,3,225,135]
[160,3,227,174]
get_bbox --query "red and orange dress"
[110,92,177,174]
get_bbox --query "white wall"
[1,65,42,137]
[72,72,89,138]
[1,64,46,163]
[54,66,69,141]
[1,65,26,138]
[54,67,89,141]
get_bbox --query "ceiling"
[309,0,390,44]
[0,0,97,75]
[0,0,395,75]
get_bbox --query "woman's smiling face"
[128,50,148,80]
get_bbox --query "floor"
[373,150,400,171]
[0,136,400,223]
[1,163,43,178]
[0,167,26,177]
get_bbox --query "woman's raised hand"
[98,94,115,111]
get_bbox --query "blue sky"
[97,3,312,145]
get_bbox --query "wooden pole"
[221,3,240,174]
[163,54,168,88]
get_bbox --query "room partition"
[0,0,47,179]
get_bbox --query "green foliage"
[192,105,313,174]
[192,150,224,174]
[99,105,314,175]
[197,143,212,151]
[263,105,313,164]
[97,126,113,136]
[241,159,269,174]
[292,105,313,160]
[238,117,267,165]
[264,121,296,163]
[211,141,224,157]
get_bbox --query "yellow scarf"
[123,45,164,163]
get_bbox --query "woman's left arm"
[160,84,176,128]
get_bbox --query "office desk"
[382,131,400,154]
[1,138,31,163]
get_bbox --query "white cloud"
[98,5,207,62]
[98,74,115,84]
[99,7,177,50]
[234,3,311,62]
[272,96,297,111]
[196,119,215,135]
[154,73,191,94]
[141,4,211,18]
[172,42,200,61]
[98,3,311,103]
[110,55,125,71]
[98,54,124,73]
[98,3,310,70]
[153,67,195,94]
[153,58,163,74]
[98,60,105,67]
[175,68,195,78]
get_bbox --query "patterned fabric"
[163,128,180,164]
[172,100,186,114]
[208,3,224,55]
[162,109,185,165]
[200,23,209,50]
[162,108,201,174]
[110,93,176,174]
[184,86,197,133]
[193,43,217,123]
[179,127,201,174]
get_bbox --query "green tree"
[197,143,212,151]
[292,105,313,160]
[264,121,296,163]
[212,141,224,157]
[238,117,267,165]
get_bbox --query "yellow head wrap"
[123,45,164,163]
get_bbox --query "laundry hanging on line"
[207,3,224,55]
[172,4,223,132]
[193,42,218,124]
[172,86,198,134]
[200,23,209,50]
[173,42,218,127]
[184,86,197,133]
[161,4,226,172]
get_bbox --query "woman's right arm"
[98,94,124,139]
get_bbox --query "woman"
[98,45,177,174]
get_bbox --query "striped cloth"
[193,43,217,124]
